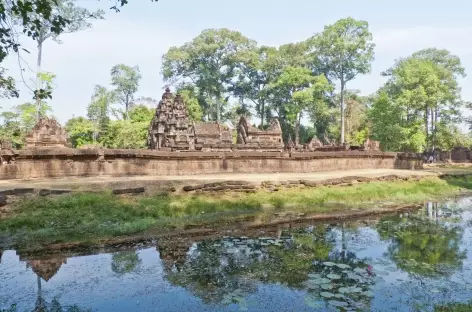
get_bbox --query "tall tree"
[162,28,256,123]
[0,101,51,147]
[15,0,105,118]
[87,85,113,142]
[110,64,142,120]
[308,17,375,144]
[231,46,279,128]
[270,66,331,144]
[0,0,155,99]
[64,116,94,147]
[381,53,463,150]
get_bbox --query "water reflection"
[1,199,472,311]
[377,202,466,276]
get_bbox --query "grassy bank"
[1,175,471,248]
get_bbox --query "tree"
[232,46,279,128]
[87,85,113,142]
[64,116,94,147]
[270,67,331,144]
[0,101,51,147]
[369,91,426,152]
[308,17,375,144]
[0,0,154,99]
[162,28,256,123]
[175,85,204,121]
[110,64,142,120]
[100,105,153,149]
[9,0,104,116]
[380,54,463,150]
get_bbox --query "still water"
[1,198,472,312]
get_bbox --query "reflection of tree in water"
[377,203,466,276]
[163,225,336,308]
[303,222,376,311]
[111,251,141,275]
[1,298,91,312]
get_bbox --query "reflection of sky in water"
[1,198,472,311]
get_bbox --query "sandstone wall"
[0,149,422,180]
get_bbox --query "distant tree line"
[0,0,470,151]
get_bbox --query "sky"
[2,0,472,125]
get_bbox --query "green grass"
[1,175,471,249]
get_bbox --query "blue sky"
[3,0,472,124]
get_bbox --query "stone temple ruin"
[147,88,381,153]
[147,88,285,152]
[147,88,236,151]
[25,117,69,148]
[236,116,284,151]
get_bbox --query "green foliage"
[308,17,375,143]
[87,85,113,141]
[379,49,465,151]
[369,91,426,152]
[162,28,256,122]
[377,211,466,277]
[1,176,470,247]
[100,105,153,149]
[232,45,280,127]
[110,64,142,119]
[111,251,141,275]
[435,301,472,312]
[0,0,148,98]
[0,102,51,148]
[175,86,203,121]
[64,116,94,148]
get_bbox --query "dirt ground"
[0,167,468,192]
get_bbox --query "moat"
[1,198,472,312]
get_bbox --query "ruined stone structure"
[236,116,283,150]
[148,89,195,151]
[362,139,381,151]
[0,139,12,150]
[26,258,67,281]
[148,88,232,151]
[25,117,68,148]
[0,148,422,180]
[194,123,233,151]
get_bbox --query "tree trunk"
[260,100,265,128]
[216,94,221,123]
[35,40,43,121]
[425,106,429,150]
[340,80,345,144]
[430,107,435,150]
[295,112,301,145]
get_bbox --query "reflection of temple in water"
[26,258,67,281]
[157,239,192,272]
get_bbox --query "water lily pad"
[336,263,351,269]
[321,283,333,290]
[323,262,337,267]
[328,300,348,307]
[334,293,346,299]
[320,292,335,298]
[308,273,322,279]
[327,274,341,280]
[338,287,351,294]
[362,290,374,297]
[310,278,331,285]
[350,287,363,293]
[354,268,365,274]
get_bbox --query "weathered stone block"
[112,187,145,195]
